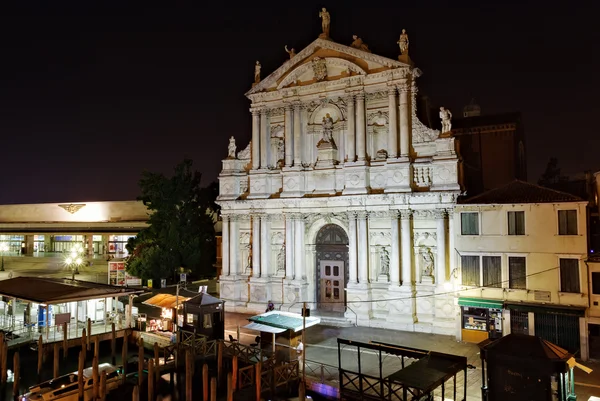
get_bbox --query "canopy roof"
[246,311,321,332]
[481,333,571,361]
[0,277,143,304]
[143,293,190,309]
[184,292,223,307]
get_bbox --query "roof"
[460,180,584,205]
[387,353,467,391]
[184,292,223,307]
[247,311,321,332]
[482,333,571,361]
[143,293,190,309]
[0,277,143,304]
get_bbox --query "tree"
[125,159,219,281]
[538,157,562,186]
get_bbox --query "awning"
[248,311,321,332]
[243,322,287,334]
[458,297,503,309]
[143,294,190,309]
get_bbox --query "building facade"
[217,32,461,333]
[453,181,588,357]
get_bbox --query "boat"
[19,363,122,401]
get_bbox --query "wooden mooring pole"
[185,349,193,401]
[63,322,68,359]
[210,377,217,401]
[77,351,84,401]
[202,364,209,401]
[154,342,160,384]
[111,323,116,365]
[12,351,19,401]
[36,335,43,380]
[138,338,144,388]
[53,342,60,379]
[148,359,155,401]
[86,318,91,351]
[122,332,128,385]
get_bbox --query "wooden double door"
[319,260,345,313]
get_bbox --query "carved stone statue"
[227,136,237,159]
[311,57,327,81]
[321,113,334,142]
[319,8,331,38]
[277,244,285,272]
[421,247,434,279]
[380,247,390,275]
[237,140,251,160]
[397,29,409,55]
[285,45,296,59]
[439,107,453,133]
[351,35,371,53]
[254,61,261,84]
[277,138,285,164]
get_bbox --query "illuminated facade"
[217,36,461,333]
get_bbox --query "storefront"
[458,297,504,344]
[141,293,190,336]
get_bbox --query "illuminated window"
[460,213,479,235]
[507,211,525,235]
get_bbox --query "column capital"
[387,86,397,96]
[260,108,270,116]
[389,209,401,219]
[284,104,293,112]
[434,209,447,220]
[355,92,365,101]
[346,211,357,220]
[356,210,368,220]
[445,208,455,217]
[221,214,230,222]
[399,209,413,220]
[397,84,410,94]
[345,93,355,103]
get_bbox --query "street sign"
[180,273,187,282]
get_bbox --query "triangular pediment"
[246,38,411,97]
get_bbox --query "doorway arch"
[315,224,349,314]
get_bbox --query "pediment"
[246,38,410,96]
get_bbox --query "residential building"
[217,24,461,332]
[453,180,588,358]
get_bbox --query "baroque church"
[217,12,461,334]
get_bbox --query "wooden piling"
[111,323,116,365]
[100,370,107,401]
[77,351,84,401]
[227,372,233,401]
[2,342,7,385]
[255,362,261,401]
[138,339,144,387]
[53,342,60,379]
[185,349,193,401]
[154,342,160,383]
[148,359,155,401]
[81,328,87,361]
[132,385,139,401]
[12,351,19,401]
[202,364,208,401]
[94,336,100,360]
[92,356,99,401]
[122,332,128,384]
[217,341,223,381]
[37,335,43,378]
[0,332,3,385]
[87,318,91,351]
[63,322,68,359]
[299,381,306,401]
[210,377,217,401]
[232,355,238,392]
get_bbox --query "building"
[452,101,527,197]
[453,180,588,357]
[217,20,461,333]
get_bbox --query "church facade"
[217,27,461,334]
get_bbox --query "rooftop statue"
[440,107,453,133]
[351,35,371,53]
[397,29,409,55]
[319,8,331,39]
[284,45,296,59]
[254,61,261,84]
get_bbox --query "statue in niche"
[397,29,409,55]
[439,107,453,133]
[420,247,435,280]
[245,243,252,273]
[380,247,390,275]
[277,138,285,165]
[227,136,237,159]
[254,61,261,84]
[321,113,334,142]
[277,244,285,272]
[285,45,296,59]
[318,8,331,38]
[351,35,371,53]
[311,57,327,82]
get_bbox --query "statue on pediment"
[351,35,371,53]
[311,57,327,82]
[321,113,334,142]
[319,8,331,39]
[227,136,237,159]
[254,61,261,84]
[285,45,296,59]
[397,29,409,55]
[440,107,453,133]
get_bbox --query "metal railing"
[304,358,339,384]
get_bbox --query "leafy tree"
[125,159,219,281]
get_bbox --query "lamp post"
[0,243,8,272]
[65,243,84,275]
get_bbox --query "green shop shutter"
[458,297,504,309]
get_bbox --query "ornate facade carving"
[367,110,389,125]
[411,82,440,143]
[366,91,387,101]
[239,232,251,244]
[369,231,392,245]
[271,231,284,245]
[412,209,435,220]
[413,231,437,246]
[413,165,432,188]
[237,141,251,160]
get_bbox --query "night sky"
[0,1,597,204]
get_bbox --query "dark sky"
[0,1,597,204]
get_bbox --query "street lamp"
[0,243,8,272]
[65,244,84,274]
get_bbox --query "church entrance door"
[319,260,345,313]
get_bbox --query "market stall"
[142,293,190,334]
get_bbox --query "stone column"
[447,209,456,282]
[435,210,447,284]
[229,216,239,275]
[252,215,261,278]
[388,88,398,158]
[293,214,305,280]
[222,215,230,276]
[390,211,400,286]
[346,94,356,162]
[355,93,366,161]
[357,211,369,283]
[260,109,269,168]
[400,210,412,285]
[251,110,260,170]
[347,212,358,284]
[284,106,293,167]
[399,86,409,158]
[260,215,271,277]
[293,103,302,166]
[285,215,294,279]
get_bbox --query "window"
[558,210,578,235]
[203,314,212,329]
[508,211,525,235]
[508,257,526,289]
[461,212,479,235]
[559,258,580,293]
[461,255,501,287]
